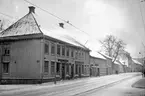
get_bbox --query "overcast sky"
[0,0,145,58]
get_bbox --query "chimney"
[29,6,35,13]
[59,23,64,28]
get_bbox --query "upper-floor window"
[66,48,69,57]
[82,52,84,58]
[75,51,78,59]
[51,43,55,55]
[57,45,61,55]
[3,47,10,56]
[62,46,65,56]
[44,43,49,54]
[71,50,74,57]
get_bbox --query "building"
[98,53,113,75]
[90,51,108,76]
[0,6,90,83]
[131,59,143,72]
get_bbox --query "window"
[79,52,81,58]
[66,64,69,74]
[66,48,69,57]
[44,61,49,73]
[3,63,9,73]
[75,51,78,59]
[56,62,60,75]
[75,64,78,74]
[3,47,10,55]
[82,52,84,58]
[82,65,84,74]
[51,43,55,55]
[51,61,55,76]
[57,45,61,55]
[62,46,65,56]
[71,50,74,57]
[44,43,49,54]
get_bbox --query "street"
[0,73,142,96]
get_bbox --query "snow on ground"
[0,72,140,96]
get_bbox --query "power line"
[0,12,13,18]
[23,0,90,36]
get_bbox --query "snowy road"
[0,73,141,96]
[76,75,145,96]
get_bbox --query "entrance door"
[61,63,65,79]
[79,65,81,77]
[71,64,74,78]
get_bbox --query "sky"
[0,0,145,58]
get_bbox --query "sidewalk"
[132,77,145,89]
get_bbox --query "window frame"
[44,43,49,54]
[51,61,55,76]
[44,61,49,73]
[51,43,55,55]
[2,62,9,74]
[62,46,65,56]
[57,44,61,56]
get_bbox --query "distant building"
[0,6,90,83]
[90,51,111,76]
[131,59,143,72]
[98,53,113,75]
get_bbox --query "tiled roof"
[0,9,89,50]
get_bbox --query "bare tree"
[100,35,126,63]
[0,18,11,32]
[0,19,5,31]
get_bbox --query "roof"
[132,59,143,66]
[0,13,42,37]
[0,8,89,50]
[98,52,112,59]
[114,60,121,65]
[90,51,106,60]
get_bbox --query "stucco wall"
[2,39,42,79]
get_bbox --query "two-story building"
[0,6,90,83]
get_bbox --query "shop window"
[66,64,69,74]
[75,64,78,74]
[51,61,55,76]
[56,62,60,75]
[44,61,49,73]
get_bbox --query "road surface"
[76,75,145,96]
[0,73,142,96]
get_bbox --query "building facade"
[90,52,108,76]
[0,6,90,83]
